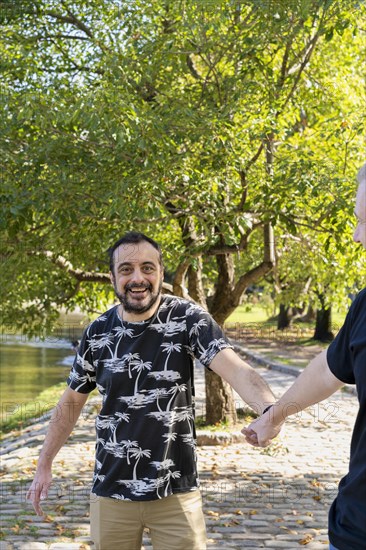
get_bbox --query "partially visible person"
[70,340,79,353]
[243,163,366,550]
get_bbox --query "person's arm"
[242,349,344,447]
[209,348,276,416]
[26,386,88,516]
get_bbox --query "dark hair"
[108,232,163,273]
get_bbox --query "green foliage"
[0,0,364,332]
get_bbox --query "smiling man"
[27,231,275,550]
[110,235,164,318]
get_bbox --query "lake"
[0,337,76,421]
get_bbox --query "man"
[243,163,366,550]
[27,231,275,550]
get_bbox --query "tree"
[1,0,364,422]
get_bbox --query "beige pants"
[90,490,207,550]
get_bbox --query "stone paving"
[0,347,358,550]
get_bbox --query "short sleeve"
[327,298,358,384]
[185,303,233,368]
[67,325,97,393]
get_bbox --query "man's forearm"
[270,350,343,425]
[243,349,344,447]
[228,362,275,415]
[37,387,88,469]
[210,348,275,415]
[27,387,88,515]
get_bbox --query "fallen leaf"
[299,534,314,545]
[206,510,220,517]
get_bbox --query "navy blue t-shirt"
[327,288,366,550]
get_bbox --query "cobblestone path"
[0,353,358,550]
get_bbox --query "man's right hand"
[242,409,284,447]
[26,469,52,516]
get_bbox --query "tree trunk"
[299,304,316,323]
[205,253,237,424]
[187,260,207,309]
[205,368,237,425]
[313,305,334,342]
[277,304,291,330]
[210,224,274,325]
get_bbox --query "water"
[0,337,75,420]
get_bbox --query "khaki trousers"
[90,490,207,550]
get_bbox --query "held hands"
[26,469,52,516]
[242,406,284,447]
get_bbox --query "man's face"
[110,241,163,316]
[353,183,366,249]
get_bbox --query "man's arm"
[209,348,276,416]
[242,349,344,447]
[26,386,88,516]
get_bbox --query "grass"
[0,381,67,436]
[225,304,347,348]
[226,304,273,324]
[225,303,347,329]
[265,354,308,367]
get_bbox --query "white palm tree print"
[129,447,151,480]
[147,388,170,412]
[199,337,229,364]
[89,333,114,356]
[150,458,175,471]
[104,441,126,458]
[113,325,135,350]
[120,440,139,465]
[132,359,152,394]
[166,383,187,411]
[148,370,181,382]
[189,318,208,338]
[162,432,178,444]
[123,353,142,378]
[150,319,186,337]
[69,369,96,391]
[161,342,182,371]
[111,494,131,500]
[76,353,95,373]
[163,470,181,497]
[96,414,118,431]
[119,392,156,409]
[102,358,128,373]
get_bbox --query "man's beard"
[114,280,163,314]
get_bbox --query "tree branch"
[29,33,90,41]
[186,54,202,79]
[233,224,274,298]
[41,251,110,282]
[282,31,320,111]
[172,259,191,299]
[238,170,248,210]
[45,6,93,39]
[244,142,264,172]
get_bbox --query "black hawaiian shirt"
[67,295,233,501]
